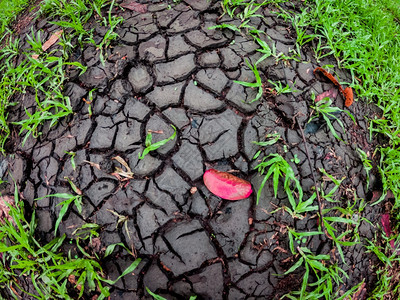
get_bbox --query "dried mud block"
[155,54,196,84]
[128,64,154,93]
[172,140,204,181]
[210,199,251,257]
[138,34,166,62]
[147,82,184,108]
[184,81,225,112]
[199,109,242,160]
[195,68,228,94]
[160,220,217,275]
[155,167,190,205]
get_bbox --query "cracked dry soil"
[1,0,384,299]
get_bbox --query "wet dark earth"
[2,0,384,299]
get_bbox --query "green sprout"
[234,59,263,103]
[309,96,356,142]
[36,177,83,235]
[357,148,372,190]
[254,153,303,208]
[65,151,76,170]
[138,125,177,159]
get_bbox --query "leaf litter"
[32,29,63,59]
[120,1,147,13]
[314,67,354,107]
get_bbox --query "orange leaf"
[343,87,353,107]
[314,67,344,93]
[314,67,354,107]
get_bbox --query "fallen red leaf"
[203,169,252,200]
[371,190,394,203]
[315,88,338,102]
[352,282,366,300]
[381,214,395,248]
[120,1,147,13]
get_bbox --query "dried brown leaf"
[68,274,77,285]
[89,237,101,252]
[148,129,163,134]
[272,246,288,253]
[42,30,63,51]
[83,160,101,170]
[112,156,134,179]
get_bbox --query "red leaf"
[120,1,147,13]
[203,169,252,200]
[315,88,338,102]
[381,213,395,248]
[371,190,394,203]
[352,282,367,300]
[381,214,392,237]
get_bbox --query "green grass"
[0,0,122,153]
[234,59,264,103]
[254,153,303,209]
[308,96,356,142]
[295,0,400,204]
[0,0,135,298]
[291,1,400,295]
[146,287,197,300]
[0,0,32,34]
[36,177,84,236]
[0,182,141,299]
[139,125,177,159]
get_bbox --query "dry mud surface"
[2,0,383,299]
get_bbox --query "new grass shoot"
[138,125,177,159]
[254,153,303,209]
[234,59,263,103]
[309,96,356,142]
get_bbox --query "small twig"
[295,117,325,232]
